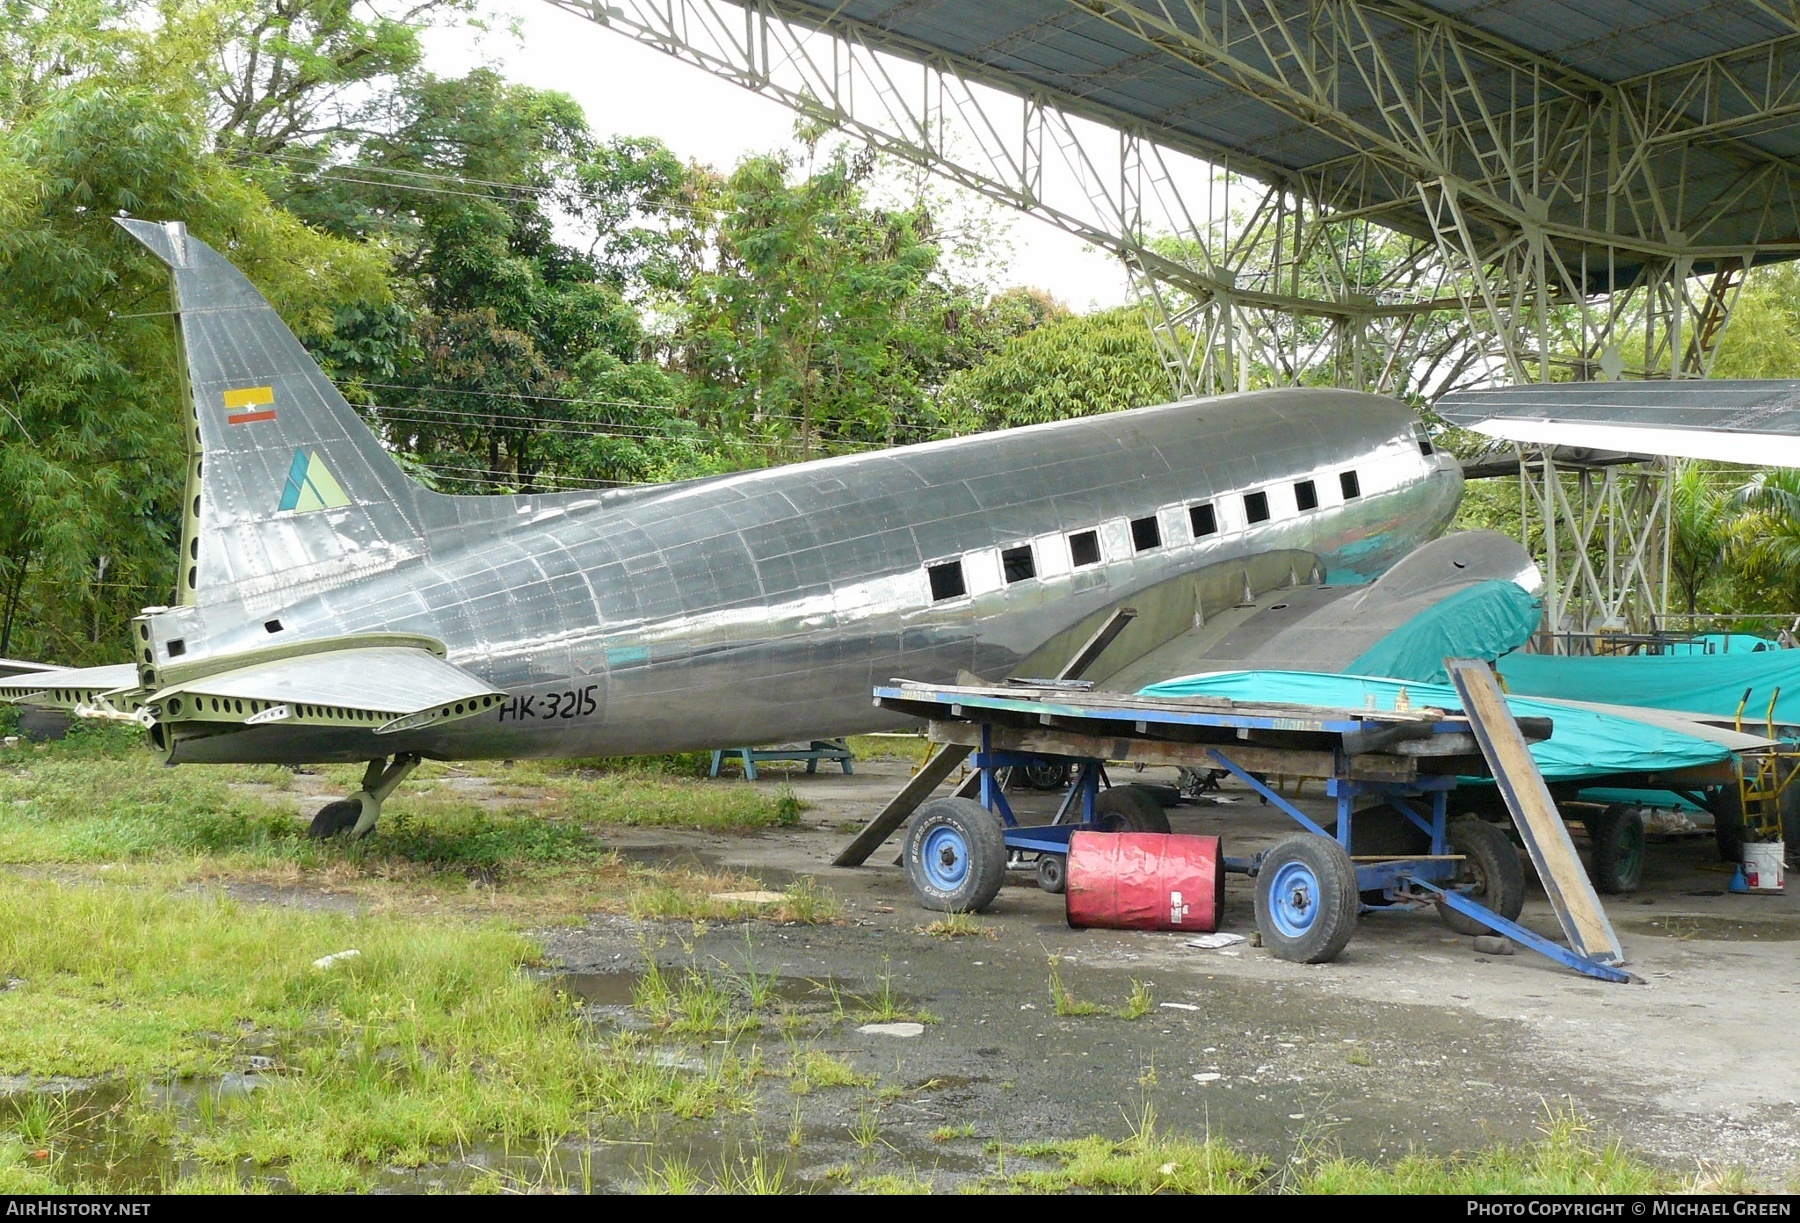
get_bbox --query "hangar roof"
[738,1,1800,282]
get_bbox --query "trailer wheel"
[905,797,1007,913]
[1436,818,1526,935]
[1708,786,1745,863]
[1018,760,1072,791]
[1253,835,1359,964]
[1035,853,1067,895]
[1584,804,1645,894]
[1094,786,1172,834]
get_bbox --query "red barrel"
[1065,831,1224,932]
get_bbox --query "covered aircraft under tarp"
[1497,648,1800,728]
[1092,530,1542,692]
[1435,380,1800,468]
[1139,671,1739,783]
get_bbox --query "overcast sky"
[421,0,1134,311]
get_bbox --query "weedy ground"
[0,724,1711,1194]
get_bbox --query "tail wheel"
[1436,818,1526,935]
[1094,786,1172,834]
[904,797,1006,913]
[1253,835,1359,964]
[308,798,362,840]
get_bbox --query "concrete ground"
[566,754,1800,1186]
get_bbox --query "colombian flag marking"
[224,385,276,425]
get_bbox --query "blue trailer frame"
[877,684,1630,984]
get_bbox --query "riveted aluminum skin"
[118,220,1464,765]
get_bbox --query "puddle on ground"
[2,960,945,1194]
[1621,914,1800,941]
[610,846,806,891]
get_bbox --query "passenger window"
[1189,502,1217,537]
[1130,515,1161,552]
[1002,544,1036,583]
[1295,480,1318,511]
[1340,470,1361,500]
[927,559,967,601]
[1244,490,1270,524]
[1412,422,1435,456]
[1069,530,1101,567]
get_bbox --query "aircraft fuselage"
[161,389,1461,763]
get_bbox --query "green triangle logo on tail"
[278,450,353,513]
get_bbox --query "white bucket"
[1743,841,1787,894]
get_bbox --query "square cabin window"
[927,559,966,601]
[1244,490,1271,524]
[1340,470,1362,500]
[1295,479,1319,511]
[1413,422,1435,456]
[1130,515,1161,552]
[1189,502,1218,537]
[1002,544,1036,583]
[1069,530,1101,568]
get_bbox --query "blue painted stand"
[710,739,855,780]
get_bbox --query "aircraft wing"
[0,663,143,714]
[147,646,504,735]
[1436,380,1800,466]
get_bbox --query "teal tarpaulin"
[1345,579,1543,685]
[1498,648,1800,725]
[1660,633,1775,656]
[1139,670,1732,782]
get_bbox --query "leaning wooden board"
[1445,658,1625,965]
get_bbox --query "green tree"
[1669,464,1739,616]
[938,307,1168,433]
[279,68,693,490]
[0,0,391,662]
[679,147,955,459]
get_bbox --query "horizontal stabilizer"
[1436,380,1800,467]
[149,647,503,734]
[1,664,142,712]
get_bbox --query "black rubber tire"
[1708,786,1745,864]
[1436,818,1526,935]
[1584,803,1646,894]
[1093,786,1172,834]
[1125,781,1182,808]
[904,797,1007,913]
[1018,760,1072,792]
[308,798,362,840]
[1035,853,1067,895]
[1252,834,1360,964]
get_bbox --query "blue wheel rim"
[1267,859,1321,939]
[922,824,970,891]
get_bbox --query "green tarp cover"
[1662,633,1775,656]
[1138,670,1732,782]
[1345,579,1543,685]
[1498,647,1800,725]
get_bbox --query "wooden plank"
[928,720,1418,783]
[1444,658,1624,964]
[831,742,970,867]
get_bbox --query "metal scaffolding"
[547,0,1800,640]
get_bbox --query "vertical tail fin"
[118,219,427,612]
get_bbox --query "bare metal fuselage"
[160,390,1461,764]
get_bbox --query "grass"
[997,1104,1691,1195]
[787,1051,872,1094]
[0,726,833,925]
[0,874,759,1189]
[1046,955,1101,1017]
[917,912,996,939]
[1117,979,1154,1020]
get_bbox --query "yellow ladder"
[1734,687,1793,840]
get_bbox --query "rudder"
[119,219,427,613]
